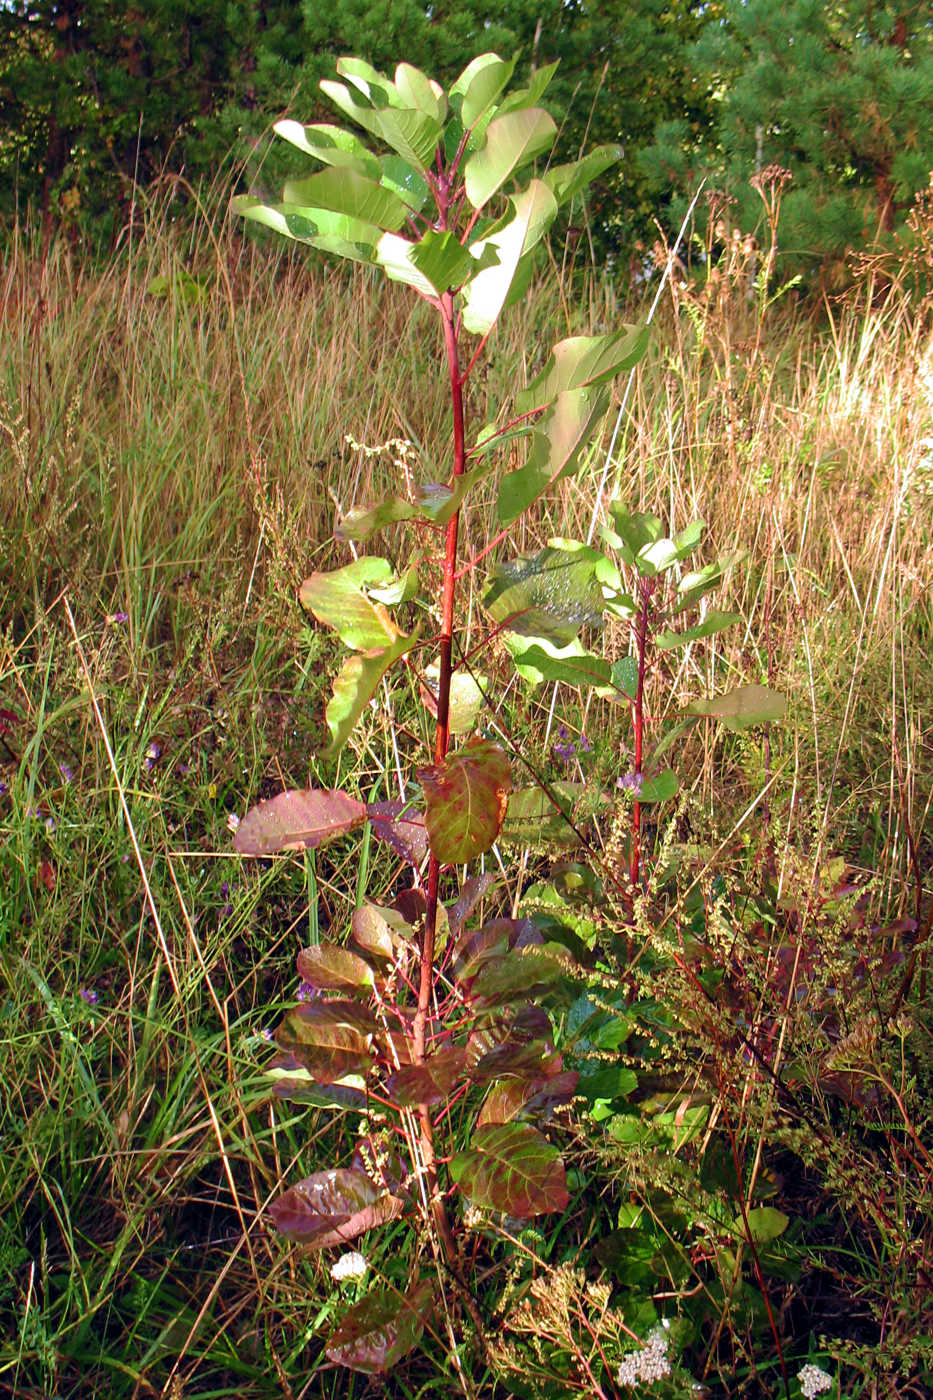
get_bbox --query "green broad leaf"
[515,324,648,415]
[451,52,517,128]
[351,902,414,960]
[378,155,430,212]
[323,632,419,756]
[655,610,742,651]
[673,518,705,558]
[484,542,607,646]
[273,120,381,178]
[673,550,746,612]
[269,1168,402,1246]
[461,180,557,335]
[326,1280,433,1376]
[684,684,787,731]
[505,639,614,691]
[577,1064,638,1104]
[367,800,429,867]
[336,55,401,103]
[648,718,696,765]
[320,78,443,172]
[496,60,559,115]
[335,496,419,541]
[408,229,476,295]
[451,1122,568,1217]
[232,197,380,263]
[477,1070,578,1126]
[607,506,664,564]
[739,1207,789,1245]
[393,62,447,123]
[235,788,367,856]
[419,739,512,864]
[501,782,592,846]
[612,656,639,700]
[296,944,375,992]
[635,769,679,804]
[463,106,557,210]
[368,564,419,604]
[299,558,400,651]
[467,942,578,1009]
[283,168,409,233]
[542,144,624,206]
[423,665,486,735]
[634,536,680,576]
[412,460,494,525]
[375,232,440,297]
[385,1047,470,1107]
[497,384,609,525]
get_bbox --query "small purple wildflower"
[554,740,576,763]
[617,771,644,797]
[44,815,55,832]
[107,611,129,625]
[220,882,230,899]
[144,742,161,770]
[296,980,316,1003]
[260,1027,274,1042]
[579,734,591,754]
[59,763,73,783]
[0,780,7,796]
[79,988,99,1005]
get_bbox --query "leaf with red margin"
[326,1279,433,1375]
[419,739,512,864]
[351,902,413,960]
[268,1167,403,1246]
[234,789,366,855]
[447,873,499,938]
[296,944,376,992]
[275,999,376,1083]
[465,942,578,1008]
[451,1121,569,1217]
[477,1070,578,1125]
[385,1047,470,1106]
[368,800,429,866]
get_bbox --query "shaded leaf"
[335,495,419,541]
[385,1047,469,1106]
[235,789,367,856]
[636,769,679,804]
[451,1122,568,1217]
[296,944,375,993]
[684,685,787,731]
[448,873,498,938]
[269,1168,403,1246]
[379,154,430,211]
[352,902,414,959]
[477,1070,578,1125]
[326,1279,433,1375]
[470,1040,561,1085]
[500,783,592,847]
[655,610,741,651]
[612,655,639,700]
[466,942,578,1009]
[739,1207,789,1245]
[367,801,429,867]
[484,542,606,646]
[515,324,648,416]
[419,739,511,864]
[421,665,486,734]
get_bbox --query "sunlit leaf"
[463,107,557,209]
[232,196,379,263]
[419,739,511,864]
[296,944,376,993]
[326,1279,433,1375]
[273,120,381,177]
[283,168,409,232]
[407,229,477,294]
[276,1001,376,1083]
[542,144,624,206]
[466,942,578,1009]
[505,639,614,691]
[394,62,447,123]
[375,232,440,297]
[269,1168,402,1246]
[451,53,517,128]
[234,789,367,855]
[477,1070,578,1125]
[378,155,430,211]
[451,1122,568,1217]
[684,685,787,731]
[461,181,557,335]
[612,656,639,700]
[422,665,486,734]
[299,558,399,651]
[515,325,648,416]
[320,78,443,171]
[352,902,414,960]
[495,61,559,116]
[323,632,418,756]
[497,384,608,525]
[335,496,420,541]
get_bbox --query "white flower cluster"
[617,1326,672,1387]
[329,1251,368,1282]
[798,1363,833,1398]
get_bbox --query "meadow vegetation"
[0,155,931,1397]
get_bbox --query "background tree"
[638,0,933,281]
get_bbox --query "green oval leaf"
[296,944,375,993]
[684,684,787,731]
[655,610,742,651]
[299,558,400,651]
[283,168,408,232]
[451,1122,568,1217]
[322,632,418,757]
[464,107,557,209]
[461,180,558,335]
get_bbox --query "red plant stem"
[629,575,654,891]
[412,287,466,1268]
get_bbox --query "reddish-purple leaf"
[296,943,376,992]
[385,1047,470,1106]
[235,788,366,856]
[368,800,429,866]
[448,873,499,939]
[419,739,512,864]
[451,1122,569,1217]
[269,1167,403,1246]
[455,917,540,978]
[470,1041,562,1084]
[477,1070,578,1125]
[466,942,577,1008]
[276,1000,376,1083]
[351,903,414,960]
[326,1279,433,1375]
